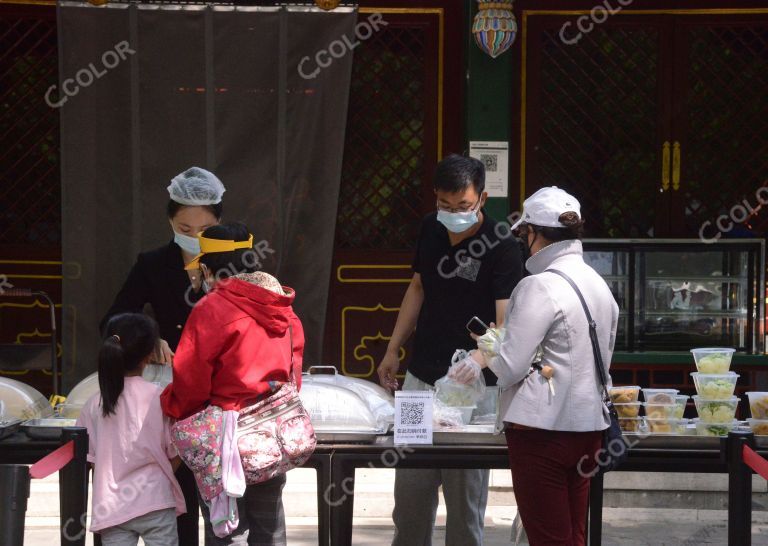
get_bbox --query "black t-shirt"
[410,211,524,385]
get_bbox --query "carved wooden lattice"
[0,10,60,245]
[682,25,768,237]
[335,25,426,250]
[536,27,660,238]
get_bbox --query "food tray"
[0,418,23,440]
[433,424,505,445]
[21,418,78,440]
[623,434,768,450]
[315,432,381,444]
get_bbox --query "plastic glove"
[447,355,482,385]
[477,327,505,356]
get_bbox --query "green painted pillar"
[465,0,514,223]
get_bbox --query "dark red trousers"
[505,427,603,546]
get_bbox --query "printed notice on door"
[469,141,509,198]
[394,391,434,445]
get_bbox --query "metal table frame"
[0,434,334,546]
[6,434,767,546]
[323,438,768,546]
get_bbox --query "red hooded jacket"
[161,277,304,420]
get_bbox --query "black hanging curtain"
[59,2,356,389]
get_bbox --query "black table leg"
[589,473,604,546]
[330,456,355,546]
[60,427,88,546]
[310,454,331,546]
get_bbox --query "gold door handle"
[672,141,681,191]
[662,141,671,191]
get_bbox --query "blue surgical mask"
[174,231,201,255]
[436,198,482,233]
[437,209,479,233]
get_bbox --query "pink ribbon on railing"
[29,440,75,479]
[743,444,768,482]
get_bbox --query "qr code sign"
[480,153,498,172]
[401,401,425,425]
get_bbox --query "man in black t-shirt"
[377,154,524,546]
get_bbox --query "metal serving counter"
[4,431,767,546]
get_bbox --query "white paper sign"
[469,141,509,198]
[394,391,434,445]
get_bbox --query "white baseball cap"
[511,186,581,231]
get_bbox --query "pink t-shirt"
[76,376,186,532]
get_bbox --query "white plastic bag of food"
[434,350,486,408]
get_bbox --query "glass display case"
[582,239,765,353]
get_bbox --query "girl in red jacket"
[161,222,304,546]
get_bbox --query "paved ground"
[22,512,768,545]
[19,468,768,545]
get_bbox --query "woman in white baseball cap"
[451,186,620,546]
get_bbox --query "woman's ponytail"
[98,335,125,417]
[98,314,159,418]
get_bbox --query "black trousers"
[198,474,287,546]
[176,463,200,545]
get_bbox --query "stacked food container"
[746,392,768,436]
[642,389,688,434]
[610,386,688,434]
[689,348,740,436]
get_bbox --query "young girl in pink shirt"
[77,313,186,545]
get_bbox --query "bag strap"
[288,324,297,386]
[546,269,610,401]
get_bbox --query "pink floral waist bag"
[172,325,316,500]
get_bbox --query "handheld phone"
[466,316,491,337]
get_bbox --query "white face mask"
[174,231,201,255]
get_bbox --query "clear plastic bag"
[434,350,486,408]
[433,399,464,428]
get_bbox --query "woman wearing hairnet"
[101,166,226,545]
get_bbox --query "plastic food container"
[690,348,735,374]
[692,396,739,423]
[646,418,687,434]
[694,419,737,437]
[691,372,739,399]
[747,418,768,436]
[673,395,689,419]
[618,417,644,433]
[609,386,641,404]
[613,402,641,418]
[643,403,677,420]
[747,392,768,419]
[0,377,54,420]
[455,406,476,425]
[642,388,679,405]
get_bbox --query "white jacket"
[488,239,619,432]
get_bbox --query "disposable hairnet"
[167,167,226,206]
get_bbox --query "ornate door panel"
[323,4,463,381]
[520,12,671,238]
[516,4,768,239]
[673,16,768,238]
[0,4,63,397]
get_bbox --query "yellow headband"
[185,233,254,270]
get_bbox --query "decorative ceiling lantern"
[315,0,341,10]
[472,1,517,59]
